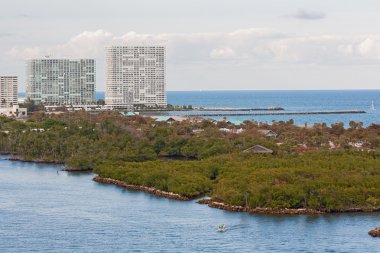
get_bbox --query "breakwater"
[139,106,284,112]
[194,107,284,111]
[176,110,366,117]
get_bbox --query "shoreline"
[92,176,380,215]
[2,156,379,216]
[63,166,93,172]
[197,199,324,215]
[93,176,190,201]
[8,156,64,165]
[6,156,92,172]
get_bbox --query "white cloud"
[357,37,380,59]
[8,29,113,60]
[210,47,235,59]
[8,46,41,60]
[8,28,380,67]
[337,44,353,56]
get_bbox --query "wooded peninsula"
[1,111,379,214]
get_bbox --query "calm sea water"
[166,90,380,126]
[0,158,379,253]
[21,90,380,126]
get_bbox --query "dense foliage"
[0,112,379,211]
[95,152,380,211]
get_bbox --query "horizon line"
[17,88,380,93]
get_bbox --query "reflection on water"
[0,157,379,253]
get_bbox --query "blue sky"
[1,0,380,91]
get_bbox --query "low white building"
[349,141,369,148]
[219,128,244,134]
[0,105,27,118]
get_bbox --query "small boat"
[217,224,227,233]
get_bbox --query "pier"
[138,106,284,112]
[173,110,366,117]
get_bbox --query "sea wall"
[197,199,324,215]
[93,176,190,201]
[93,176,379,215]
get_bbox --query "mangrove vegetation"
[0,111,379,212]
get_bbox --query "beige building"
[0,76,27,117]
[0,76,18,108]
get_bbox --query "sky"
[1,0,380,91]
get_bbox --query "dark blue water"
[1,158,379,252]
[167,90,380,126]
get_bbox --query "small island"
[0,111,379,214]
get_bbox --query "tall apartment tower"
[0,76,18,108]
[105,45,167,109]
[26,58,96,105]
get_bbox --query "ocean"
[166,90,380,126]
[24,90,380,126]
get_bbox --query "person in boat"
[218,224,226,232]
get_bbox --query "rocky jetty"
[197,199,324,215]
[368,227,380,237]
[93,176,190,201]
[181,110,366,117]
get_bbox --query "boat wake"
[217,224,248,233]
[227,224,249,231]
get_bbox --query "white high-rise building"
[26,58,96,105]
[105,45,166,109]
[0,76,18,108]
